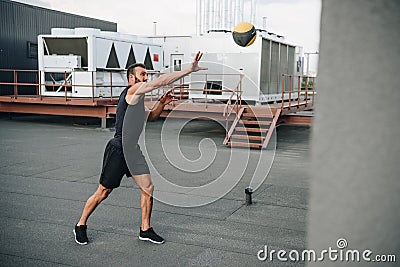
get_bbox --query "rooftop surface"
[0,114,311,266]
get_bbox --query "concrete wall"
[307,0,400,266]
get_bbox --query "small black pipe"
[245,187,253,205]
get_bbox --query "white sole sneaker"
[73,229,88,245]
[139,236,165,244]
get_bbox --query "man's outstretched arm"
[134,51,206,96]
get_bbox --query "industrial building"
[0,0,117,95]
[0,0,315,148]
[37,28,162,98]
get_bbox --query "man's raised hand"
[190,51,208,73]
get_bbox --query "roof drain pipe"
[245,187,253,205]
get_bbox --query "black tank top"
[112,86,146,147]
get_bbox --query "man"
[74,52,206,245]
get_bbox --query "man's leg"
[74,184,112,245]
[77,184,113,226]
[133,174,154,231]
[133,174,164,244]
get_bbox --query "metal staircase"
[224,107,281,149]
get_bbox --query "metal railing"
[0,69,243,144]
[150,72,243,112]
[0,69,40,99]
[0,69,161,102]
[1,69,314,110]
[0,69,244,112]
[223,74,243,118]
[280,74,316,109]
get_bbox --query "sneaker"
[139,227,165,244]
[73,225,88,245]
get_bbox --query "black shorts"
[99,139,150,189]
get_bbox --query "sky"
[13,0,321,72]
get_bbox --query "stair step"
[228,142,262,149]
[235,127,268,133]
[242,110,274,118]
[240,120,272,126]
[231,134,264,141]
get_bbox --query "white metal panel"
[43,55,81,71]
[51,28,74,35]
[96,71,126,97]
[188,52,259,101]
[96,38,113,69]
[132,43,147,64]
[87,35,95,71]
[151,36,192,71]
[37,35,44,71]
[148,45,163,71]
[113,40,131,69]
[74,28,101,36]
[72,71,94,97]
[72,71,126,97]
[223,52,259,101]
[187,33,263,101]
[189,53,222,99]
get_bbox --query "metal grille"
[270,41,280,95]
[260,39,270,94]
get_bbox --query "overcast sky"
[13,0,321,71]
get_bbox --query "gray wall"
[307,0,399,266]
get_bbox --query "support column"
[101,117,107,129]
[307,1,400,266]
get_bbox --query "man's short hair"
[126,63,146,81]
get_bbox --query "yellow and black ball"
[232,22,257,47]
